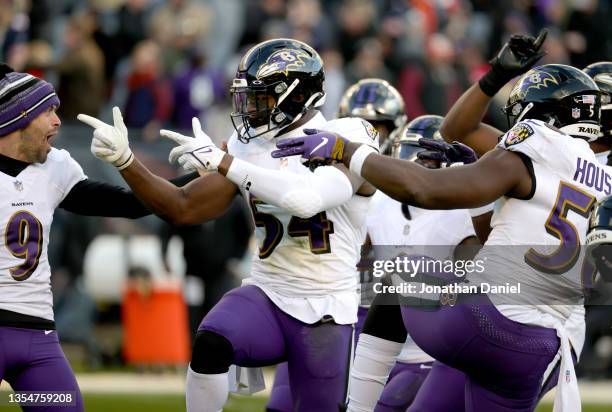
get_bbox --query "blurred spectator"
[345,37,393,86]
[23,39,53,77]
[123,40,173,138]
[320,49,346,119]
[113,0,153,64]
[286,0,335,51]
[238,0,287,47]
[0,0,29,69]
[203,0,244,69]
[56,14,105,120]
[336,0,377,62]
[565,0,612,68]
[540,28,570,65]
[89,0,154,87]
[27,0,53,41]
[170,49,225,131]
[397,33,468,118]
[148,0,212,73]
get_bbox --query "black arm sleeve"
[59,172,200,218]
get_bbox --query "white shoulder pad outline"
[322,117,380,149]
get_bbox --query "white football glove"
[77,107,134,170]
[161,117,225,172]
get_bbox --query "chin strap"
[514,102,534,124]
[271,91,327,138]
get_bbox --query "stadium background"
[1,0,611,410]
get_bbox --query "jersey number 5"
[249,195,334,258]
[524,182,596,280]
[4,210,43,281]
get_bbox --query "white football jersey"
[595,150,609,165]
[366,191,476,363]
[0,149,86,320]
[480,119,612,355]
[227,112,379,324]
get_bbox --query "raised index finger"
[77,114,108,129]
[533,28,548,50]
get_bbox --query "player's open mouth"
[46,132,57,145]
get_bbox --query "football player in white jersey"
[0,64,200,412]
[337,78,407,341]
[337,78,407,156]
[583,62,612,165]
[585,195,612,281]
[347,115,478,412]
[267,77,406,412]
[78,39,379,412]
[272,60,609,411]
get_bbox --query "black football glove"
[479,29,548,97]
[416,138,478,166]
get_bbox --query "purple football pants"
[374,361,463,412]
[402,295,560,412]
[0,326,84,412]
[267,306,368,411]
[198,285,353,411]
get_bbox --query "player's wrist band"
[225,157,250,190]
[469,202,495,217]
[349,145,377,177]
[478,66,511,97]
[115,151,134,171]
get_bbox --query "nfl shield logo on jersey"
[13,180,23,191]
[572,108,580,119]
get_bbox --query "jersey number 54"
[249,195,334,258]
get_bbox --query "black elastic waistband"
[0,309,55,330]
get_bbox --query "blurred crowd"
[2,0,611,139]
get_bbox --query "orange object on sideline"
[122,281,190,365]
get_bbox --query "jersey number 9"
[4,210,43,281]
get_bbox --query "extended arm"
[161,118,368,219]
[220,156,359,219]
[119,158,238,225]
[59,172,200,218]
[345,144,532,210]
[440,30,548,156]
[271,131,532,209]
[78,108,238,225]
[439,84,502,156]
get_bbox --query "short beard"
[19,129,47,163]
